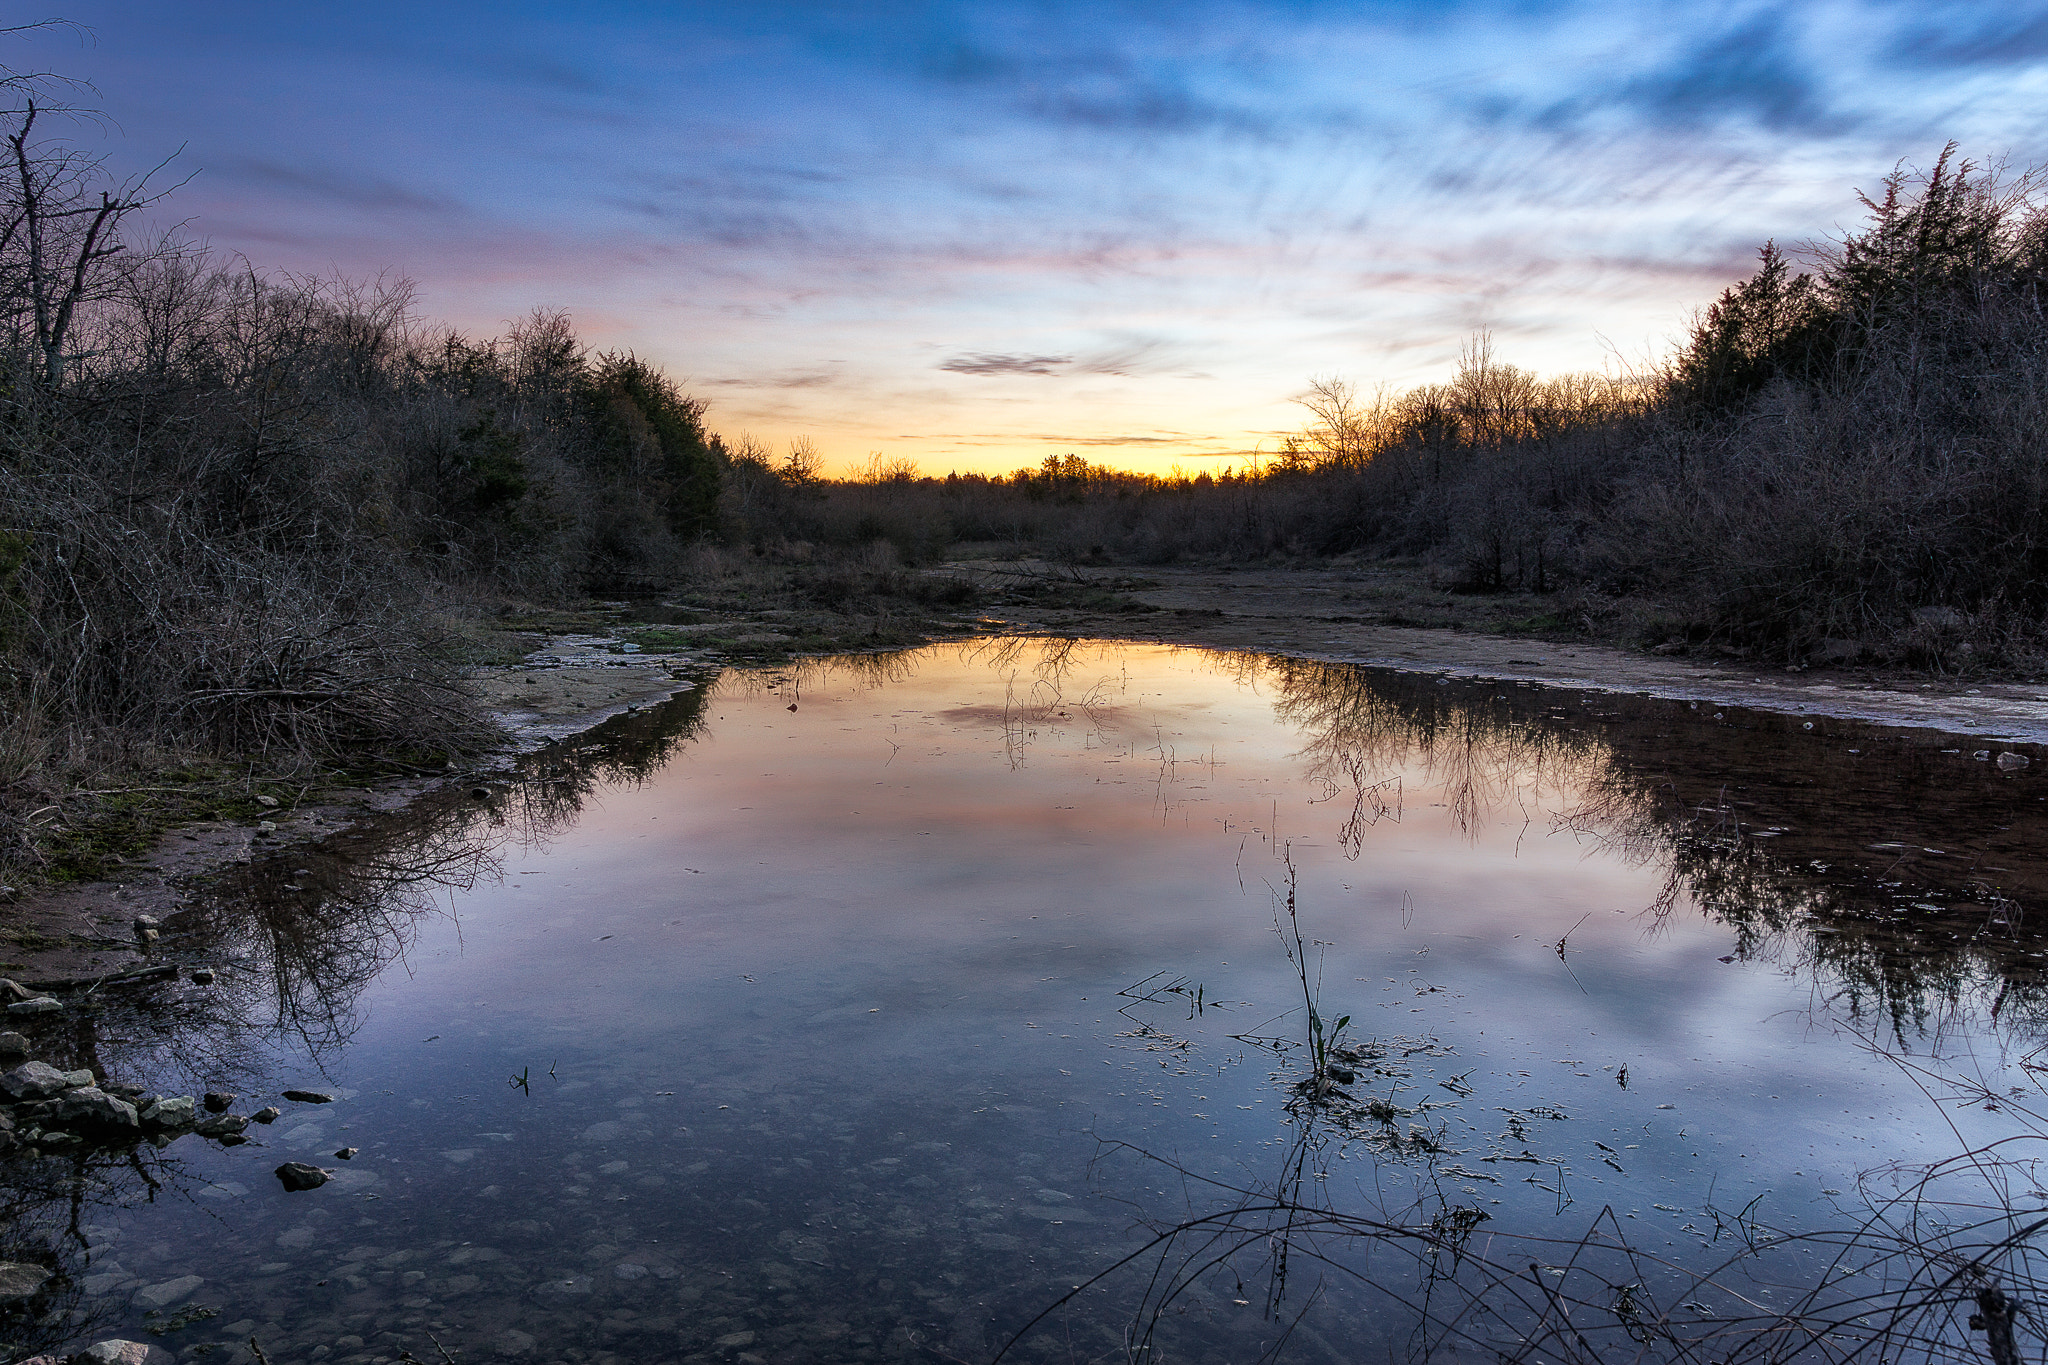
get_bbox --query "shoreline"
[7,581,2044,990]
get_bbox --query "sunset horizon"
[24,2,2044,477]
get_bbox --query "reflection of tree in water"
[1250,654,2048,1043]
[38,683,716,1100]
[0,1140,182,1361]
[0,683,718,1356]
[1239,654,1614,847]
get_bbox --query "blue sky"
[27,2,2048,473]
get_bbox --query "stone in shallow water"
[202,1092,235,1113]
[53,1087,140,1130]
[131,1274,202,1310]
[6,998,61,1016]
[140,1095,195,1127]
[281,1089,333,1104]
[0,1261,50,1300]
[75,1341,155,1365]
[0,1062,71,1101]
[0,1030,25,1055]
[274,1162,329,1192]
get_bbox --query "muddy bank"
[0,637,708,989]
[967,560,2048,746]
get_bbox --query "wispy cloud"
[231,159,464,215]
[939,352,1074,376]
[56,0,2048,475]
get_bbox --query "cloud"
[1889,11,2048,67]
[1536,14,1847,137]
[939,352,1075,376]
[938,337,1200,379]
[1620,16,1843,134]
[231,159,462,215]
[708,370,839,388]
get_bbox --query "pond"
[4,638,2047,1365]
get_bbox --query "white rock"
[76,1342,153,1365]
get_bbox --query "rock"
[250,1106,280,1124]
[0,1260,51,1300]
[130,915,160,932]
[273,1162,329,1192]
[280,1089,333,1104]
[219,1134,249,1146]
[130,1274,202,1310]
[189,968,215,985]
[0,979,28,1004]
[334,1147,357,1160]
[202,1092,235,1113]
[1975,750,1994,761]
[52,1088,141,1131]
[256,821,277,833]
[1998,752,2032,770]
[194,1113,247,1138]
[0,1030,25,1055]
[140,1095,195,1128]
[7,998,61,1016]
[73,1340,155,1365]
[254,795,280,808]
[1,1062,75,1101]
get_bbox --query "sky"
[21,2,2048,475]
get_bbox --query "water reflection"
[1234,652,2048,1046]
[1,642,2044,1363]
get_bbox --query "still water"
[6,639,2047,1364]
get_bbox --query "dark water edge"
[0,641,2044,1365]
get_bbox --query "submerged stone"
[130,1274,202,1310]
[274,1162,329,1192]
[281,1089,333,1104]
[0,1260,50,1300]
[202,1092,235,1113]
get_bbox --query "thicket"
[770,147,2048,670]
[0,53,723,828]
